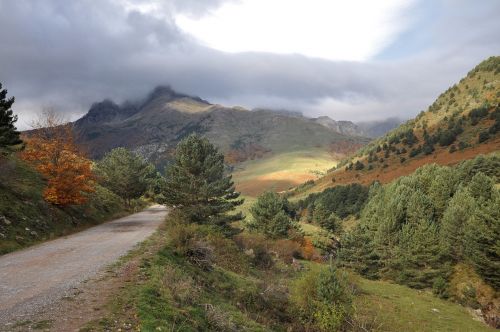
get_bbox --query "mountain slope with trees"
[292,56,500,197]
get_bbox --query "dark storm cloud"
[0,0,499,128]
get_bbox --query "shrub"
[469,106,489,125]
[432,276,449,299]
[290,266,353,332]
[161,265,201,306]
[478,131,490,143]
[207,233,251,274]
[234,233,274,269]
[354,160,364,170]
[185,239,215,271]
[422,143,435,155]
[273,239,302,264]
[204,305,237,331]
[458,141,469,150]
[409,147,421,157]
[165,211,198,255]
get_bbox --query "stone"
[0,216,12,225]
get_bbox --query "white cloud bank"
[176,0,415,61]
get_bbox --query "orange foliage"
[301,238,318,261]
[21,111,95,206]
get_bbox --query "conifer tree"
[0,83,23,154]
[163,134,243,227]
[464,180,500,289]
[313,202,341,233]
[96,147,157,206]
[249,191,295,238]
[440,187,475,261]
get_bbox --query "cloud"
[176,0,416,61]
[0,0,499,130]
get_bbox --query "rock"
[30,230,38,237]
[244,248,255,257]
[0,215,11,225]
[15,235,24,242]
[25,227,30,231]
[0,233,5,238]
[432,308,440,313]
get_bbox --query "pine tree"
[163,134,243,228]
[440,187,475,261]
[0,83,23,154]
[313,202,341,233]
[464,180,500,290]
[249,191,295,238]
[96,147,157,206]
[392,220,447,288]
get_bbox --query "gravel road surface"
[0,205,167,326]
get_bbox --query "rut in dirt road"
[0,205,167,326]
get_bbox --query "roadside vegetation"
[0,83,160,254]
[86,135,497,331]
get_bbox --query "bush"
[409,147,421,157]
[432,276,449,299]
[354,160,364,170]
[469,106,489,125]
[165,210,214,270]
[273,239,302,264]
[207,233,251,274]
[458,141,469,150]
[290,266,353,332]
[165,211,198,255]
[204,305,237,331]
[185,239,215,271]
[478,131,490,143]
[161,265,201,306]
[234,233,274,269]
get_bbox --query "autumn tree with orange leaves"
[21,110,95,206]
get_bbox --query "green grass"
[299,222,323,237]
[355,277,495,332]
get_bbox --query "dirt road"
[0,205,167,327]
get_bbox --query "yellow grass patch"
[232,149,339,197]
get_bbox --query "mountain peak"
[143,85,210,106]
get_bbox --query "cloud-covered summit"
[0,0,499,129]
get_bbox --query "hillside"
[0,155,127,254]
[74,86,369,168]
[292,56,500,197]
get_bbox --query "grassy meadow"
[232,148,338,197]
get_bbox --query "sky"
[0,0,499,129]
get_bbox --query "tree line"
[339,155,500,292]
